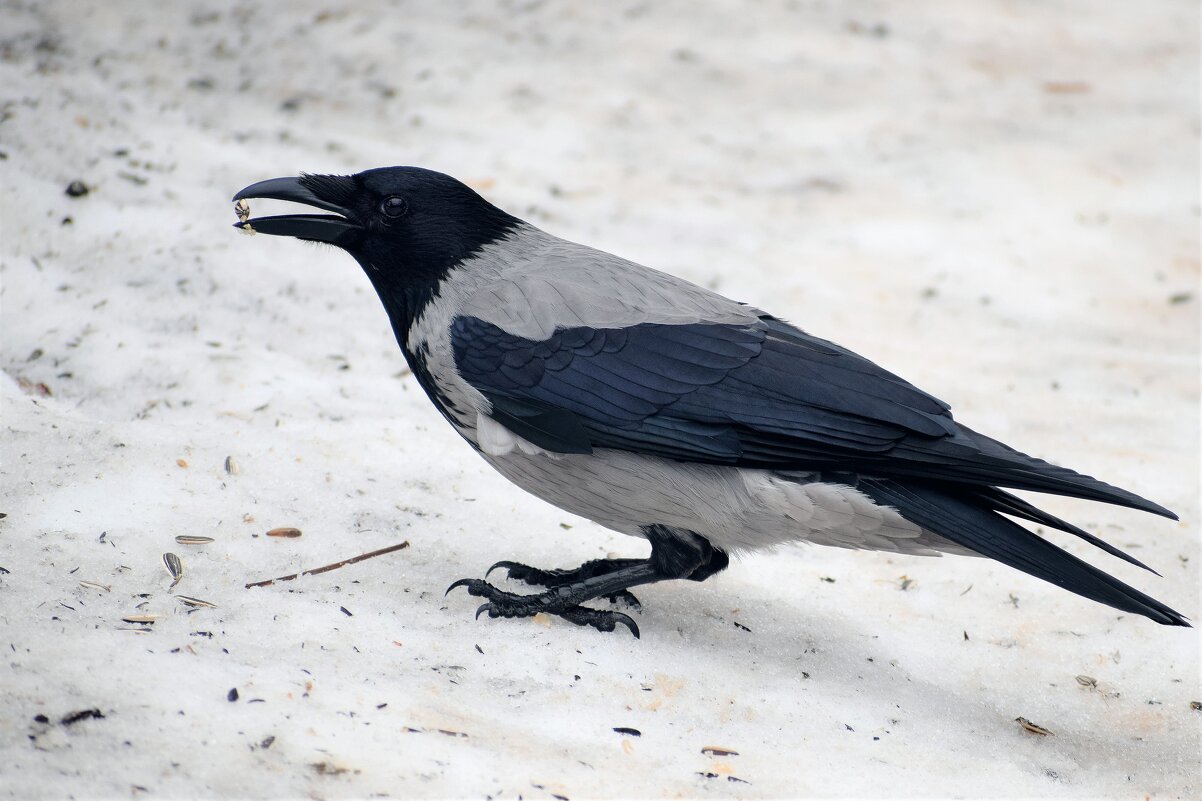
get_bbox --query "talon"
[612,612,640,639]
[445,578,475,597]
[475,603,495,620]
[485,560,521,580]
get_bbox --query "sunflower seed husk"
[234,198,250,222]
[163,552,183,588]
[175,535,214,545]
[122,614,160,623]
[79,580,111,592]
[701,745,740,756]
[175,594,217,609]
[1015,717,1052,736]
[266,527,302,538]
[1075,675,1097,689]
[224,455,239,475]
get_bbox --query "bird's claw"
[473,600,639,636]
[483,560,640,608]
[485,560,526,581]
[448,568,641,637]
[559,607,641,638]
[444,577,477,597]
[485,559,558,586]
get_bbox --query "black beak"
[232,176,360,244]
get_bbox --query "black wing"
[451,314,1174,519]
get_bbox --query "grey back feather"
[408,224,760,431]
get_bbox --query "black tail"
[858,479,1190,627]
[886,425,1179,520]
[972,486,1159,575]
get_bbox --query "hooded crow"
[233,166,1188,637]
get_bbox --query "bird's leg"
[447,526,729,637]
[486,558,645,607]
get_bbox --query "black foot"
[446,578,639,637]
[446,529,728,638]
[487,559,642,608]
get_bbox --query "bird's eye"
[379,196,408,218]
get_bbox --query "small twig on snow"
[245,541,410,588]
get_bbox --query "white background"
[2,1,1199,798]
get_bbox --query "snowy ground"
[2,1,1199,798]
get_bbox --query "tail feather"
[887,425,1179,520]
[858,479,1189,627]
[974,486,1159,576]
[958,426,1179,519]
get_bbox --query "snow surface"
[2,1,1199,798]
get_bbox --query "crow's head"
[233,167,521,289]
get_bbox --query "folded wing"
[452,313,1172,519]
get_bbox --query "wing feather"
[450,314,1174,518]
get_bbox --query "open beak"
[231,176,360,244]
